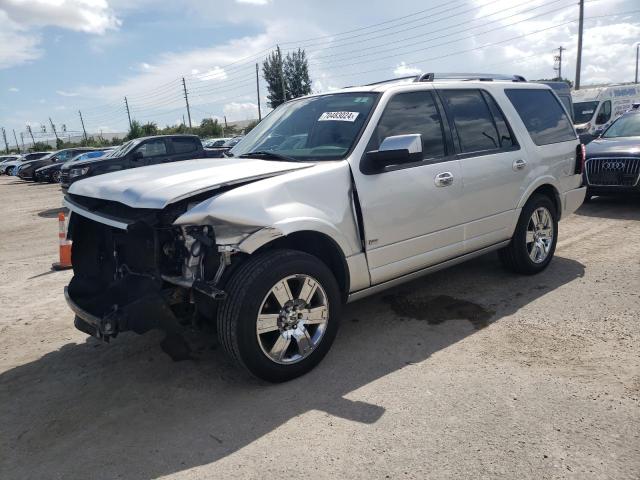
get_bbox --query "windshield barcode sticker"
[318,111,360,122]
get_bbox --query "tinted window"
[173,138,199,154]
[481,91,516,148]
[137,139,167,157]
[440,89,500,153]
[369,91,445,160]
[506,89,576,145]
[573,101,598,124]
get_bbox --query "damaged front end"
[65,193,236,342]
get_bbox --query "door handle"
[513,159,527,171]
[434,172,454,187]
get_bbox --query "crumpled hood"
[68,157,314,209]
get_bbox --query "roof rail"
[363,75,419,86]
[415,73,527,82]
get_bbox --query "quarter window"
[505,89,576,145]
[440,89,501,153]
[369,91,445,161]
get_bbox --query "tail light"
[575,143,586,174]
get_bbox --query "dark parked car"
[60,135,219,189]
[35,149,113,183]
[584,108,640,200]
[17,148,94,180]
[1,152,50,175]
[205,135,245,157]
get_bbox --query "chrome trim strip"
[347,240,510,303]
[63,197,130,230]
[64,286,101,326]
[585,157,640,187]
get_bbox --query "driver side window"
[596,101,611,125]
[368,91,446,161]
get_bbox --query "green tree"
[125,120,143,140]
[197,117,223,137]
[284,48,312,99]
[263,46,287,109]
[141,121,158,136]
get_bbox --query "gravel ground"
[0,176,638,480]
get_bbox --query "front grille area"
[585,157,640,187]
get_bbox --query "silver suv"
[64,73,586,382]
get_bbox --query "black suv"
[584,107,640,200]
[60,135,218,190]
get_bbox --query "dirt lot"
[0,176,638,480]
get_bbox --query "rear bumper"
[563,186,586,217]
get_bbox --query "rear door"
[168,137,201,162]
[351,89,465,285]
[437,88,525,252]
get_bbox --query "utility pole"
[182,77,192,129]
[554,46,565,81]
[78,110,88,143]
[13,129,20,153]
[49,117,59,144]
[256,63,262,121]
[20,132,25,151]
[574,0,584,90]
[124,96,133,130]
[26,125,35,146]
[635,43,639,84]
[1,127,8,153]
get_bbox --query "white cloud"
[56,90,79,97]
[235,0,271,5]
[223,101,259,121]
[8,87,19,92]
[393,62,421,76]
[0,0,120,69]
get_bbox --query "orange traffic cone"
[52,211,72,271]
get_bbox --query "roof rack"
[415,72,527,82]
[364,75,419,86]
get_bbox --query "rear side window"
[440,89,502,153]
[172,138,199,154]
[369,91,445,160]
[505,89,576,145]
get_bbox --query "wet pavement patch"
[382,294,494,329]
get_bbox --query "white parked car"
[63,73,586,382]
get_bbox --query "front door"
[351,89,465,285]
[135,138,170,166]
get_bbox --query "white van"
[572,85,640,137]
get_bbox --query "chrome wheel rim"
[256,274,329,365]
[527,207,554,264]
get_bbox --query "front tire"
[499,194,558,275]
[217,249,341,382]
[51,171,61,183]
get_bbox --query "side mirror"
[362,134,422,174]
[132,150,144,161]
[594,127,605,137]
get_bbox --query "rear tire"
[499,194,558,275]
[217,249,341,382]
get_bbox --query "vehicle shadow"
[575,195,640,220]
[0,254,585,480]
[37,207,68,218]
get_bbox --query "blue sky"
[1,0,639,147]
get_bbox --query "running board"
[347,240,510,303]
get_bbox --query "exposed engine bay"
[65,192,237,342]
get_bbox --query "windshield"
[229,92,379,161]
[602,114,640,138]
[106,140,137,158]
[573,101,599,124]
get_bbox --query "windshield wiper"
[238,151,298,162]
